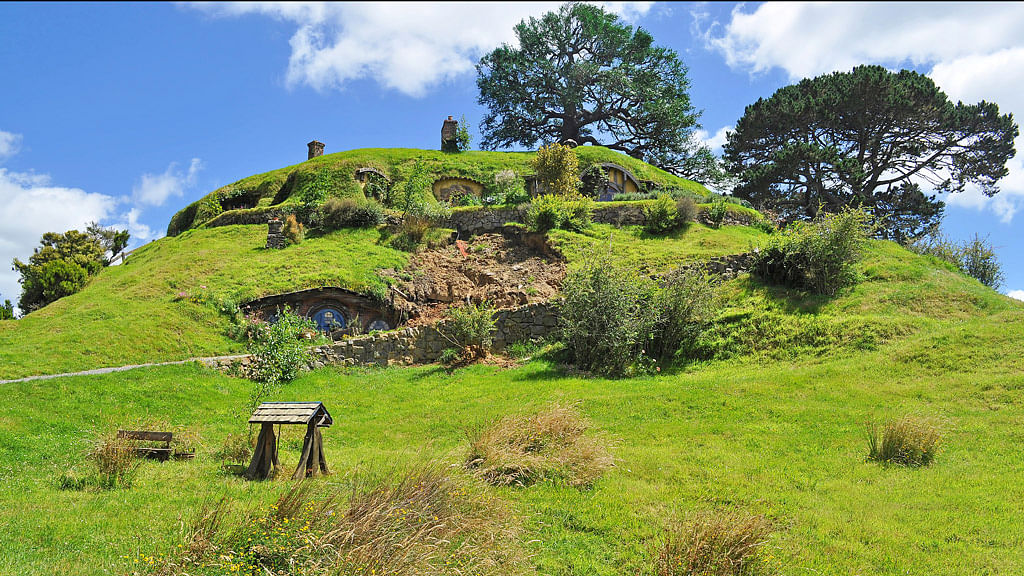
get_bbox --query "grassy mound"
[168,147,712,236]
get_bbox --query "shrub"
[579,164,608,198]
[675,196,699,225]
[655,510,772,576]
[532,142,579,197]
[909,232,1004,289]
[282,214,304,245]
[245,306,320,398]
[466,403,612,487]
[960,235,1004,289]
[643,195,680,234]
[707,198,728,228]
[440,301,496,362]
[867,416,941,466]
[322,197,385,229]
[150,464,523,576]
[194,194,224,225]
[559,254,659,376]
[650,267,718,361]
[494,169,529,205]
[751,208,873,296]
[526,194,593,233]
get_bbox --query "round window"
[312,308,347,332]
[368,319,390,332]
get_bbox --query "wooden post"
[245,423,278,480]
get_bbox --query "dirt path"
[0,355,249,385]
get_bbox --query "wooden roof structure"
[249,402,333,427]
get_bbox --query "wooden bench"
[117,430,175,461]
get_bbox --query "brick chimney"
[307,140,325,160]
[441,116,458,152]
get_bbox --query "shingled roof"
[249,402,333,427]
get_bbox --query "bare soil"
[381,233,565,326]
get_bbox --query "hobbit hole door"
[312,308,347,333]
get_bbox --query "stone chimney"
[441,116,459,152]
[307,140,325,160]
[266,218,286,249]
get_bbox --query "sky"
[1,2,1023,312]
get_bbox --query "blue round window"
[312,308,347,332]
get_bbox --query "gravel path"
[0,355,248,384]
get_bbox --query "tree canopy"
[476,2,710,180]
[724,65,1018,242]
[12,224,129,313]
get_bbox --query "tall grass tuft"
[466,403,613,488]
[146,463,526,576]
[88,430,141,489]
[867,416,941,467]
[655,510,773,576]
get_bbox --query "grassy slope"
[0,221,765,380]
[0,226,407,379]
[0,299,1021,575]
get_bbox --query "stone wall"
[202,301,559,372]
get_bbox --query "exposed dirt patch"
[381,232,565,326]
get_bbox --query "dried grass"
[88,429,141,489]
[867,415,942,466]
[466,403,613,487]
[147,463,526,576]
[655,510,772,576]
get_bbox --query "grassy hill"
[1,148,1022,575]
[167,147,712,236]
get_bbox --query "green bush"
[642,195,680,234]
[526,194,593,233]
[650,267,718,361]
[321,197,385,229]
[493,169,529,205]
[243,306,321,395]
[532,142,579,197]
[751,208,873,296]
[194,194,224,226]
[960,235,1005,289]
[909,232,1004,289]
[440,301,496,362]
[559,255,659,377]
[707,198,728,228]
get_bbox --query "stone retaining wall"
[201,301,559,372]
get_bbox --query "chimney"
[441,116,459,152]
[307,140,325,160]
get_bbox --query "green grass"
[0,225,407,380]
[551,222,767,275]
[1,304,1022,575]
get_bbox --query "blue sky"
[1,2,1022,310]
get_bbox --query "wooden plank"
[118,430,173,443]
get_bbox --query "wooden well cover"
[249,402,333,427]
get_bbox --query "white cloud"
[0,130,21,160]
[695,125,731,155]
[705,3,1024,80]
[1008,290,1024,301]
[704,3,1024,223]
[132,158,202,207]
[189,2,652,97]
[0,168,118,308]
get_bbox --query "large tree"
[725,65,1018,242]
[476,2,708,179]
[12,224,128,313]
